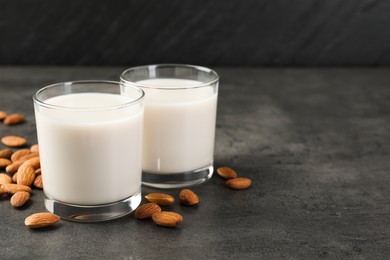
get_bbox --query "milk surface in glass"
[35,93,143,205]
[137,78,217,174]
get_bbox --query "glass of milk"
[120,64,219,188]
[33,81,144,222]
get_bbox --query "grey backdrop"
[1,0,390,66]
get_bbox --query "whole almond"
[22,157,40,170]
[1,136,27,147]
[0,173,12,184]
[34,175,43,189]
[152,211,183,227]
[24,212,60,228]
[0,158,12,168]
[10,191,30,207]
[30,144,39,153]
[226,177,252,190]
[0,149,13,159]
[135,203,161,219]
[19,152,39,162]
[179,189,199,205]
[3,113,24,125]
[1,183,32,194]
[217,166,238,179]
[6,160,24,174]
[0,111,8,120]
[145,193,175,206]
[17,164,35,186]
[11,149,31,162]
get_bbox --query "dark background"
[1,0,390,66]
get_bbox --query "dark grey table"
[1,67,389,259]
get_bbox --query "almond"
[34,175,43,189]
[0,111,8,120]
[135,203,161,219]
[30,144,39,153]
[11,149,31,162]
[152,211,183,227]
[217,166,238,179]
[6,160,24,174]
[23,156,40,170]
[226,177,252,190]
[34,168,41,175]
[145,193,175,206]
[0,158,12,168]
[10,191,30,207]
[24,212,60,228]
[17,164,35,186]
[19,152,39,162]
[3,113,24,125]
[0,149,13,159]
[12,172,17,183]
[179,189,199,205]
[1,183,32,194]
[0,173,12,184]
[1,136,27,147]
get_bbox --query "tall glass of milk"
[33,81,144,222]
[121,64,219,188]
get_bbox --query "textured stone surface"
[1,0,390,66]
[0,67,390,258]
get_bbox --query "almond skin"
[0,158,12,168]
[10,191,30,207]
[152,211,183,227]
[1,183,32,194]
[0,173,12,185]
[11,149,31,162]
[33,175,43,189]
[17,164,35,186]
[0,149,13,159]
[179,189,199,205]
[217,166,238,179]
[145,193,175,206]
[135,203,161,219]
[1,136,27,147]
[25,212,60,228]
[22,156,40,170]
[226,177,252,190]
[3,113,24,125]
[34,168,42,175]
[6,160,25,174]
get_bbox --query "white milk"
[35,93,143,205]
[137,78,217,174]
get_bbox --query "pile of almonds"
[0,110,60,229]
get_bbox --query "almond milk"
[34,93,143,205]
[136,78,218,174]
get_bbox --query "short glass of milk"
[33,81,144,222]
[120,64,219,188]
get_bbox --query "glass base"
[44,192,142,222]
[142,164,213,189]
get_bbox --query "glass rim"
[33,80,145,111]
[120,64,219,90]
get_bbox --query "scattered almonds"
[226,177,252,190]
[179,189,199,205]
[152,211,183,227]
[135,203,161,219]
[3,113,24,126]
[10,191,30,207]
[24,212,60,228]
[1,183,32,194]
[1,136,27,147]
[145,193,175,206]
